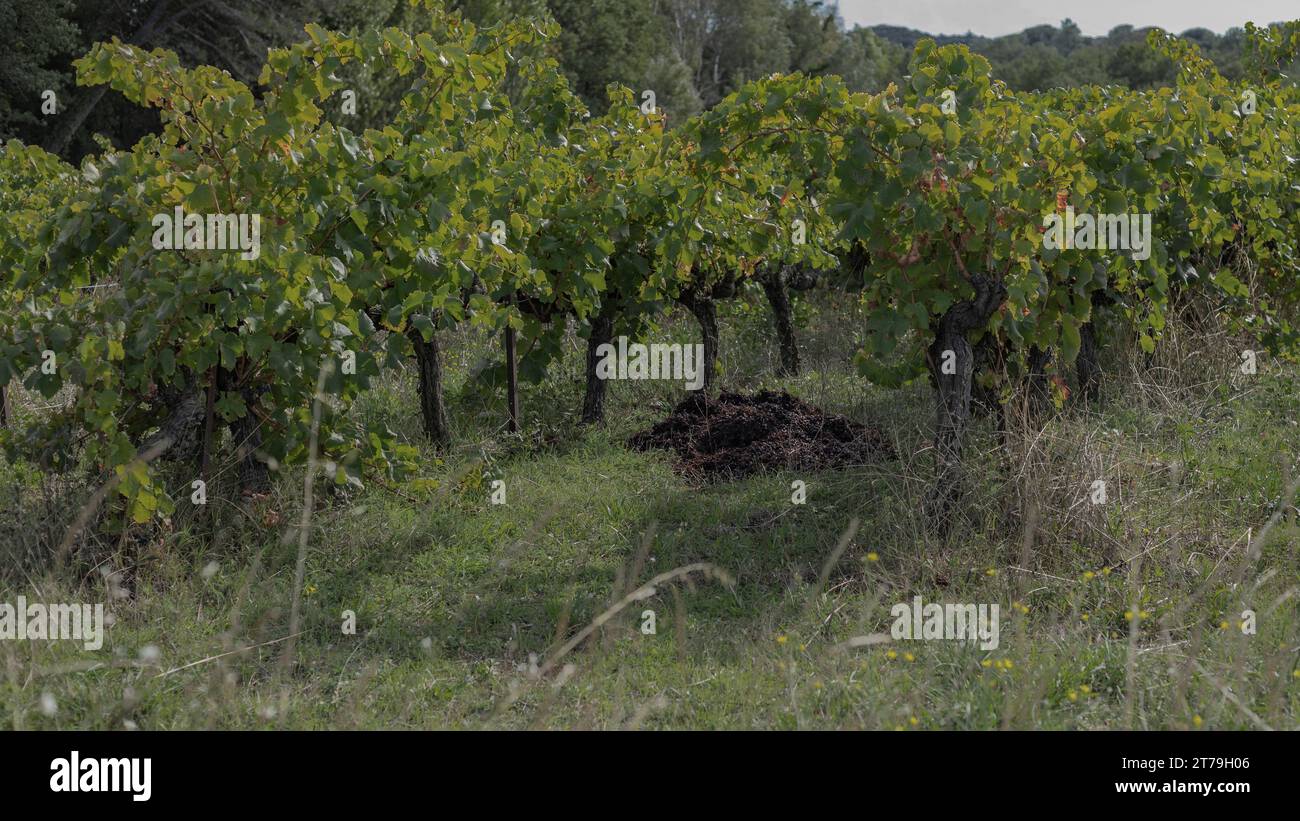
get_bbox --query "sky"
[836,0,1299,37]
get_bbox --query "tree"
[546,0,666,114]
[0,0,80,145]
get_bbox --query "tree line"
[9,0,1297,167]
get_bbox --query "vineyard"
[1,1,1298,730]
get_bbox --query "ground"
[2,289,1298,729]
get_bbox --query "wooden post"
[504,317,520,433]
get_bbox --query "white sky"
[836,0,1300,37]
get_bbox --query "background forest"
[6,0,1298,163]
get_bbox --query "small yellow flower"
[1219,621,1229,630]
[909,715,919,726]
[1292,669,1300,679]
[799,643,807,652]
[1081,613,1091,622]
[1067,689,1078,702]
[1083,571,1095,581]
[866,552,879,562]
[886,649,898,660]
[1101,567,1112,576]
[1124,610,1134,620]
[981,659,993,668]
[775,634,788,644]
[1080,684,1091,694]
[813,680,823,690]
[1139,610,1150,619]
[903,652,915,662]
[985,568,997,577]
[1003,659,1014,669]
[1192,715,1203,728]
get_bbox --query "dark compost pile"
[629,390,896,480]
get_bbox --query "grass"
[2,288,1298,729]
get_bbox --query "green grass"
[2,290,1298,729]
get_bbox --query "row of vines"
[2,1,1299,534]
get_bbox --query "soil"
[628,390,896,480]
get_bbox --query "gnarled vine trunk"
[925,274,1006,532]
[581,307,615,425]
[409,326,451,446]
[679,290,718,392]
[1077,291,1109,401]
[760,265,800,377]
